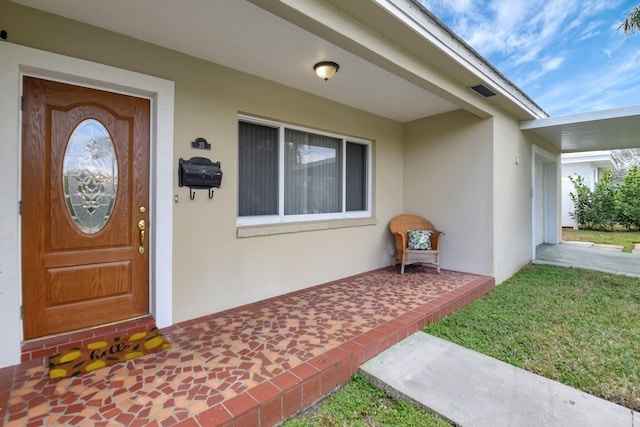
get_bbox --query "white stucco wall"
[170,73,404,320]
[562,163,598,190]
[402,108,560,284]
[0,45,22,369]
[492,114,536,283]
[0,0,406,366]
[0,0,559,368]
[561,163,596,228]
[492,114,560,283]
[403,110,494,276]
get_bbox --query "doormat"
[48,327,172,381]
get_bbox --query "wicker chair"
[389,214,444,274]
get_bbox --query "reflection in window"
[284,129,342,215]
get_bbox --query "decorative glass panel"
[63,119,118,234]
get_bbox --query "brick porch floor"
[0,266,494,427]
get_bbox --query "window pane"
[346,142,367,211]
[284,129,342,215]
[238,121,279,216]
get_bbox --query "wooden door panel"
[48,106,131,250]
[44,247,133,268]
[22,77,150,339]
[47,262,132,306]
[45,295,140,335]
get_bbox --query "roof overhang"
[561,152,616,169]
[10,0,545,123]
[521,106,640,153]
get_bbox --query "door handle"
[138,219,146,253]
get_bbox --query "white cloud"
[424,0,578,59]
[533,48,640,114]
[577,20,603,41]
[421,0,638,114]
[543,57,565,71]
[431,0,474,13]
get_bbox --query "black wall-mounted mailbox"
[178,157,223,199]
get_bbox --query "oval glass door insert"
[63,119,118,234]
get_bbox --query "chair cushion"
[407,229,433,250]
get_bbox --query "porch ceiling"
[521,106,640,153]
[11,0,462,123]
[12,0,636,152]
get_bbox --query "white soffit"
[521,106,640,153]
[11,0,459,123]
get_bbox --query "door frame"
[0,42,174,367]
[531,145,560,256]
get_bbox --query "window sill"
[236,217,378,238]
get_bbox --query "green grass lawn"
[283,264,640,425]
[426,264,640,411]
[562,228,640,252]
[281,374,452,427]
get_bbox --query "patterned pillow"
[407,229,433,250]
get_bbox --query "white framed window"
[237,116,372,226]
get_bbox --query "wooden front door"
[22,77,150,339]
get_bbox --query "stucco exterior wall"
[561,162,601,228]
[492,114,535,283]
[402,108,560,284]
[403,110,494,276]
[169,69,404,323]
[0,0,561,368]
[0,1,403,327]
[562,163,598,189]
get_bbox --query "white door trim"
[535,160,545,246]
[0,42,174,367]
[531,145,560,257]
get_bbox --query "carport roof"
[521,106,640,153]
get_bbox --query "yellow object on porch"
[48,327,172,381]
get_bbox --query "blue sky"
[421,0,640,116]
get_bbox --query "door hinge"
[21,96,24,111]
[19,200,22,215]
[21,306,23,320]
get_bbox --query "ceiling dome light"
[314,61,340,81]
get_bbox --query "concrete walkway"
[360,333,640,427]
[535,242,640,277]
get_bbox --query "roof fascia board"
[521,106,640,152]
[562,151,616,170]
[563,155,612,163]
[375,0,547,119]
[521,105,640,130]
[562,156,615,167]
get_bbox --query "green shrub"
[569,167,639,231]
[589,170,618,230]
[617,164,640,230]
[568,174,593,228]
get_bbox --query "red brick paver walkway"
[0,266,494,426]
